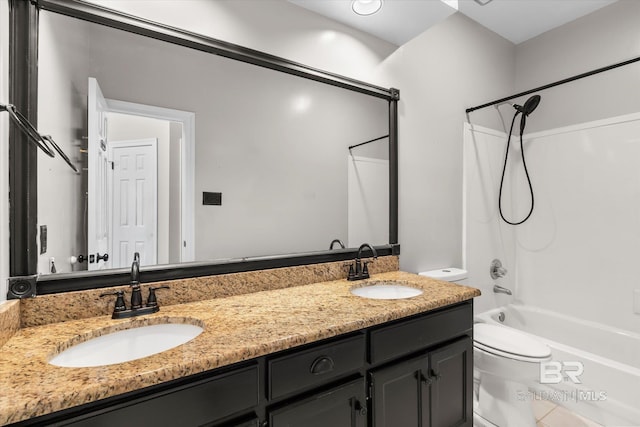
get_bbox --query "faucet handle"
[362,261,372,279]
[100,290,127,312]
[490,259,508,280]
[146,286,170,308]
[347,263,357,280]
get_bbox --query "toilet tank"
[419,268,468,285]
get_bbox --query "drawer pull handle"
[310,356,335,375]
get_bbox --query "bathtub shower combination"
[475,305,640,426]
[464,106,640,426]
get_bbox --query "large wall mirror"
[8,0,399,295]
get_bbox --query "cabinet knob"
[354,399,367,416]
[416,372,432,385]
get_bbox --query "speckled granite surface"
[0,270,479,425]
[0,301,20,348]
[20,256,399,327]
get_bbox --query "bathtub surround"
[20,256,398,328]
[465,113,640,332]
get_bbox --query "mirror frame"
[7,0,399,296]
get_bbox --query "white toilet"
[419,268,552,427]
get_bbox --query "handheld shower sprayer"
[498,94,542,225]
[513,95,541,116]
[513,95,541,134]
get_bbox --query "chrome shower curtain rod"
[466,54,640,114]
[1,102,78,173]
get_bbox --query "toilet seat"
[474,323,551,362]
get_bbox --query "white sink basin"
[49,323,204,368]
[350,281,423,300]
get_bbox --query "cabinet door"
[370,354,431,427]
[430,337,473,427]
[269,378,366,427]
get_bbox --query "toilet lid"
[474,323,551,359]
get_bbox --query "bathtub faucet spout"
[493,284,512,295]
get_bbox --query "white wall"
[0,0,9,303]
[37,13,91,275]
[514,0,640,133]
[84,0,397,83]
[372,12,515,275]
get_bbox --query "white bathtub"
[475,304,640,426]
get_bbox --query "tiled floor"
[532,399,603,427]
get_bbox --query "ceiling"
[288,0,618,46]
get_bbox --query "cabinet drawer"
[268,334,366,400]
[64,364,259,427]
[369,303,472,364]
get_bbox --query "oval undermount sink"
[350,281,423,300]
[49,323,204,368]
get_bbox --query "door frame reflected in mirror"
[102,96,197,267]
[7,0,400,296]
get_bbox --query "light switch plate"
[634,289,640,315]
[39,225,47,254]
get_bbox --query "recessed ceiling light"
[473,0,493,5]
[352,0,383,16]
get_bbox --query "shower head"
[512,94,541,134]
[513,95,541,116]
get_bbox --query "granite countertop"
[0,271,480,425]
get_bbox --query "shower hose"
[498,111,535,225]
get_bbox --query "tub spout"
[493,284,512,295]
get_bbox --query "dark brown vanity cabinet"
[265,301,473,427]
[370,338,473,427]
[12,301,472,427]
[367,303,474,427]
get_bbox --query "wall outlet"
[634,289,640,315]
